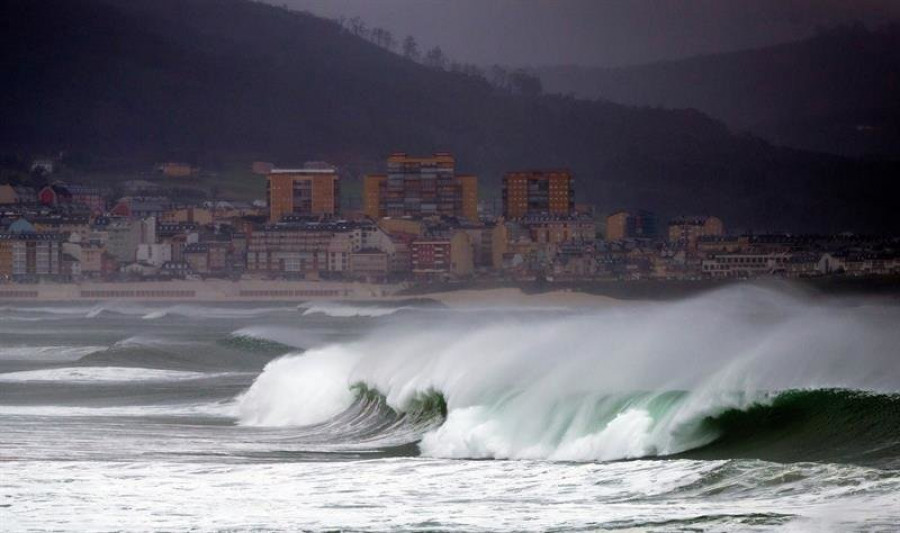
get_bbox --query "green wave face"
[689,389,900,467]
[341,384,900,467]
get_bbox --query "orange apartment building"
[502,170,574,219]
[363,153,478,222]
[267,167,340,223]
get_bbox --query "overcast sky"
[270,0,900,67]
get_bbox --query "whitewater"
[2,284,899,531]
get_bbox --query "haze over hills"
[2,0,899,233]
[536,24,900,159]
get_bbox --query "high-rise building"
[502,170,574,219]
[267,165,340,223]
[363,153,478,222]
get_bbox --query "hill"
[536,24,900,160]
[1,0,899,233]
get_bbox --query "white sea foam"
[0,402,236,418]
[236,349,357,426]
[299,301,407,318]
[236,285,900,461]
[0,366,226,383]
[3,458,898,531]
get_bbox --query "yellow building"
[160,207,214,225]
[606,212,629,241]
[502,170,574,219]
[457,174,478,222]
[158,162,194,178]
[363,174,387,219]
[267,167,340,223]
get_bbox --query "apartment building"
[363,153,478,222]
[267,165,340,223]
[502,170,574,219]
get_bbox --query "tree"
[424,46,447,70]
[348,16,368,39]
[369,27,383,47]
[508,69,543,97]
[402,35,419,61]
[382,30,396,52]
[461,63,486,81]
[489,65,510,91]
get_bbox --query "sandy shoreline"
[0,280,621,307]
[409,287,620,308]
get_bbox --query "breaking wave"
[299,302,413,318]
[235,285,900,464]
[0,345,106,361]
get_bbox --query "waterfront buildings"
[502,170,574,219]
[363,153,478,222]
[606,209,659,241]
[668,216,724,251]
[0,231,65,281]
[267,165,340,223]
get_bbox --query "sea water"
[1,285,899,531]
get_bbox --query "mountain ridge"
[535,24,900,159]
[1,0,898,233]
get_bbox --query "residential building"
[522,215,596,245]
[0,184,18,205]
[411,231,474,278]
[136,243,173,267]
[702,253,787,278]
[67,185,107,213]
[0,232,65,280]
[363,153,478,222]
[668,216,724,252]
[158,162,194,178]
[502,170,574,219]
[38,184,72,206]
[111,197,171,219]
[606,209,658,241]
[267,165,340,222]
[349,251,390,281]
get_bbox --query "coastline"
[0,280,403,302]
[1,275,897,305]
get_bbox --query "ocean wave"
[1,303,298,320]
[299,302,410,318]
[0,345,106,361]
[0,401,236,418]
[0,366,230,383]
[234,285,900,463]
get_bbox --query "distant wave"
[0,401,236,418]
[235,285,900,464]
[227,326,309,350]
[299,302,410,318]
[2,303,297,320]
[0,366,229,383]
[0,346,106,361]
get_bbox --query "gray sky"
[271,0,900,67]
